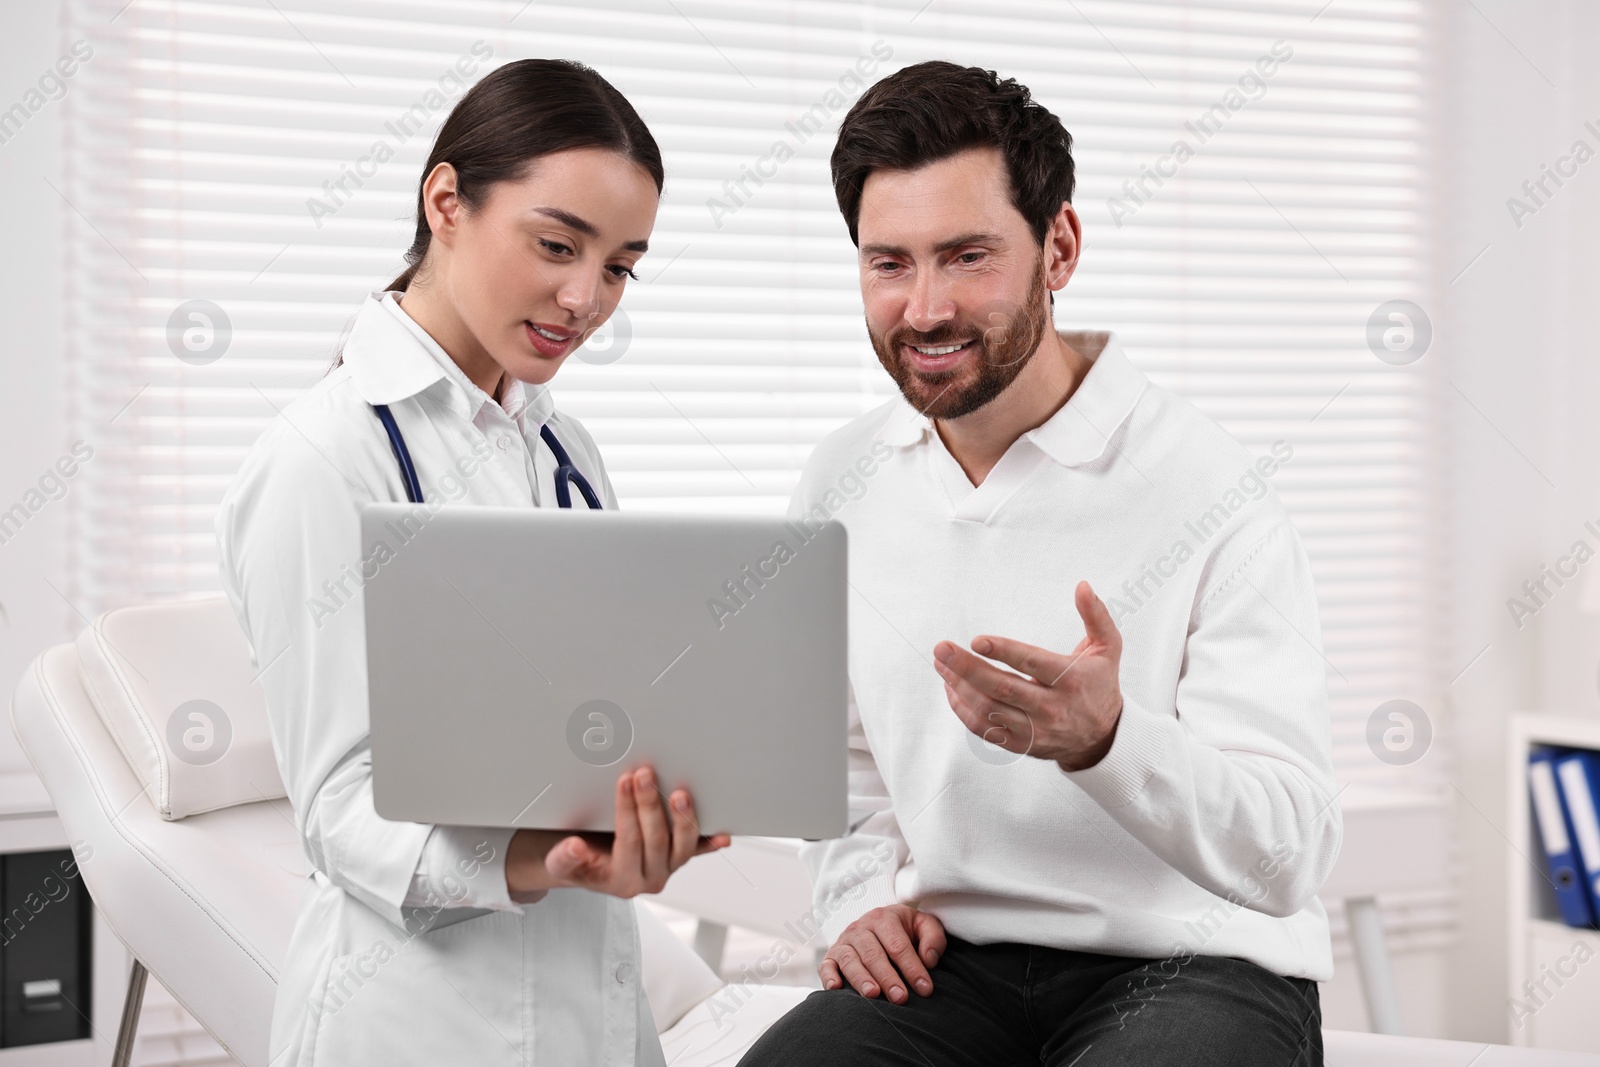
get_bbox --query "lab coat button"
[497,435,512,451]
[615,961,633,984]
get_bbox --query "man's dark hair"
[830,61,1074,247]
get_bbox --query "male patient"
[739,61,1340,1066]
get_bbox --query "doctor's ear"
[420,162,466,249]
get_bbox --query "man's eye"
[958,252,983,264]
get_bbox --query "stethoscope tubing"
[373,403,424,504]
[370,403,601,509]
[538,422,604,510]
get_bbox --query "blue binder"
[1528,748,1595,928]
[1554,750,1600,926]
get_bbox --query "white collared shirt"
[215,291,656,1066]
[793,330,1341,981]
[375,288,566,507]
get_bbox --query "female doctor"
[215,59,727,1065]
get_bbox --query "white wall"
[1436,0,1600,1045]
[0,0,70,772]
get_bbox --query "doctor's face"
[443,147,659,386]
[856,147,1068,420]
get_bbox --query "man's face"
[856,147,1052,420]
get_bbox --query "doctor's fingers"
[631,770,673,889]
[697,836,729,854]
[689,833,732,861]
[608,772,645,882]
[665,790,703,871]
[545,835,613,888]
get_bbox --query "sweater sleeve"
[1062,517,1343,917]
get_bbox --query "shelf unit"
[1507,713,1600,1053]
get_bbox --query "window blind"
[64,0,1438,795]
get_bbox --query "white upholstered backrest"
[75,596,285,819]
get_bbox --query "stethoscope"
[371,403,603,509]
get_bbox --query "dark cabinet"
[0,849,92,1047]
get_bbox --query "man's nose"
[904,271,956,334]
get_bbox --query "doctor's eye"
[538,238,574,258]
[606,263,640,281]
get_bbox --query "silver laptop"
[361,504,847,839]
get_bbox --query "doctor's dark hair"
[830,61,1074,247]
[388,58,664,292]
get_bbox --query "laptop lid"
[361,504,847,839]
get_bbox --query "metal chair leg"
[112,958,147,1067]
[1346,895,1405,1036]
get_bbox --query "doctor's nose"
[555,275,602,324]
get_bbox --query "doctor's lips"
[524,320,580,358]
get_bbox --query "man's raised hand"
[934,580,1125,771]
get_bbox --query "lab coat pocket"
[311,906,525,1066]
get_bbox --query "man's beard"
[868,256,1050,420]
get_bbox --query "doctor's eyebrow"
[531,206,649,253]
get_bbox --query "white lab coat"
[215,291,664,1066]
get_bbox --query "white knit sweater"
[792,331,1341,981]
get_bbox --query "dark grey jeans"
[736,934,1322,1067]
